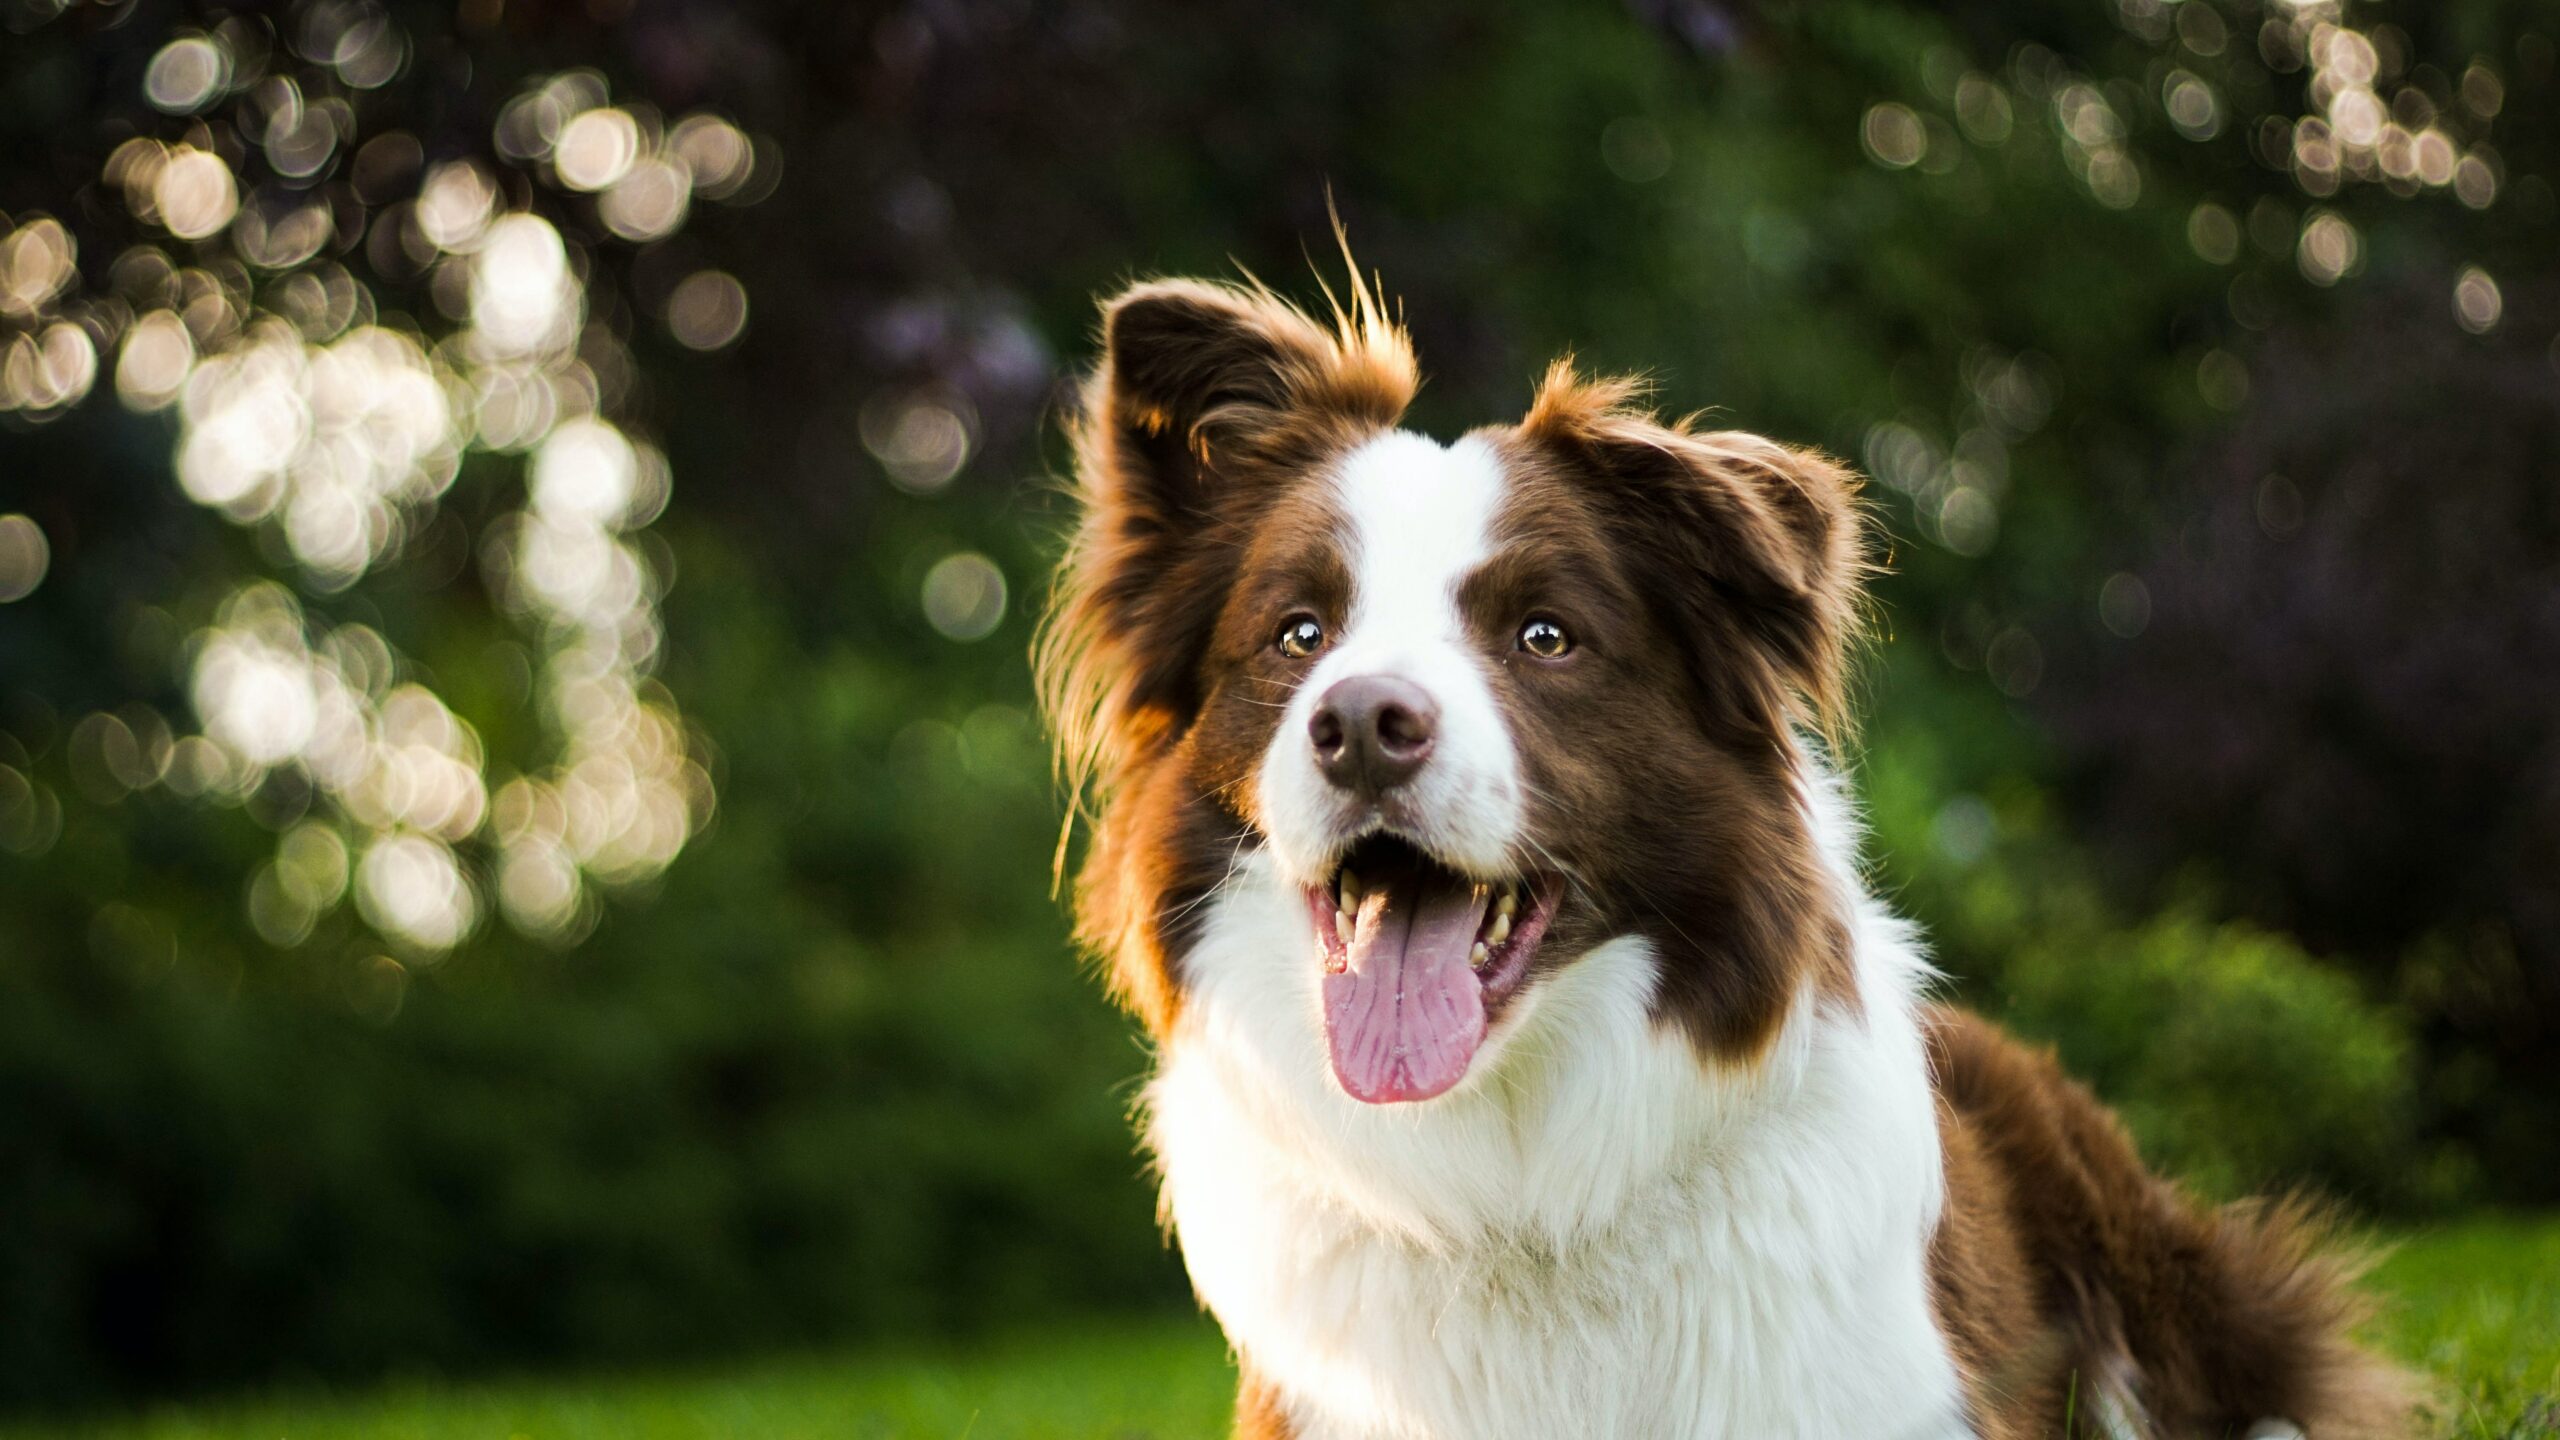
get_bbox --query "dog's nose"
[1309,675,1437,796]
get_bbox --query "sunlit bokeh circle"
[356,832,476,952]
[2453,266,2502,334]
[531,418,638,527]
[861,387,976,494]
[665,271,748,351]
[155,147,239,240]
[2296,211,2361,286]
[498,834,584,938]
[555,107,640,191]
[922,553,1007,642]
[471,213,573,356]
[1,216,76,320]
[144,35,230,113]
[600,157,689,241]
[2186,203,2239,265]
[0,515,51,603]
[1954,74,2011,145]
[2163,71,2220,141]
[415,162,498,251]
[2452,154,2497,209]
[1936,488,1998,557]
[1861,103,1924,169]
[670,115,753,198]
[2,322,98,414]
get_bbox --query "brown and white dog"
[1037,273,2418,1440]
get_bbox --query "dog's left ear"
[1522,365,1869,742]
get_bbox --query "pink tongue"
[1321,877,1487,1104]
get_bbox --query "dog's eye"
[1276,615,1327,659]
[1518,618,1571,659]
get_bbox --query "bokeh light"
[2452,266,2501,334]
[143,35,231,114]
[0,514,50,602]
[155,147,240,240]
[1,321,97,415]
[116,310,196,408]
[1862,102,1924,169]
[922,552,1007,642]
[1953,74,2011,145]
[861,386,976,494]
[2050,81,2140,208]
[0,755,65,857]
[0,216,75,320]
[0,28,760,958]
[665,271,748,351]
[556,107,641,192]
[669,115,754,198]
[470,213,575,358]
[600,156,690,241]
[2187,203,2239,264]
[2297,210,2362,285]
[1839,3,2518,316]
[356,833,476,952]
[415,161,498,251]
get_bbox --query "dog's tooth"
[1496,889,1517,920]
[1488,911,1511,947]
[1339,870,1360,907]
[1470,941,1490,970]
[1335,909,1353,945]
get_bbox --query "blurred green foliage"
[2,0,2555,1412]
[1,519,1172,1402]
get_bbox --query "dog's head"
[1042,276,1868,1104]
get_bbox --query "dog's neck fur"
[1146,761,1978,1440]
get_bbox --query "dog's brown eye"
[1277,615,1327,659]
[1518,618,1571,659]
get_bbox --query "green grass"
[2369,1217,2560,1438]
[17,1217,2554,1440]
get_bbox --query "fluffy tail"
[2158,1196,2427,1439]
[1924,1007,2429,1440]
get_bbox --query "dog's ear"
[1042,279,1415,798]
[1522,364,1869,744]
[1090,278,1410,534]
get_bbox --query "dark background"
[1,0,2554,1412]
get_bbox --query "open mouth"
[1304,833,1562,1105]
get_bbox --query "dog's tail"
[1924,1007,2429,1440]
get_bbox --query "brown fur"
[1468,419,1861,1057]
[1036,275,1414,1034]
[1925,1006,2425,1438]
[1515,362,1873,746]
[1037,273,2423,1440]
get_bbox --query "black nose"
[1309,675,1437,796]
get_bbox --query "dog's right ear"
[1090,278,1410,539]
[1043,278,1415,796]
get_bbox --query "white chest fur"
[1147,855,1975,1440]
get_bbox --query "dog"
[1036,271,2419,1439]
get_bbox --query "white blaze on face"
[1255,430,1523,881]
